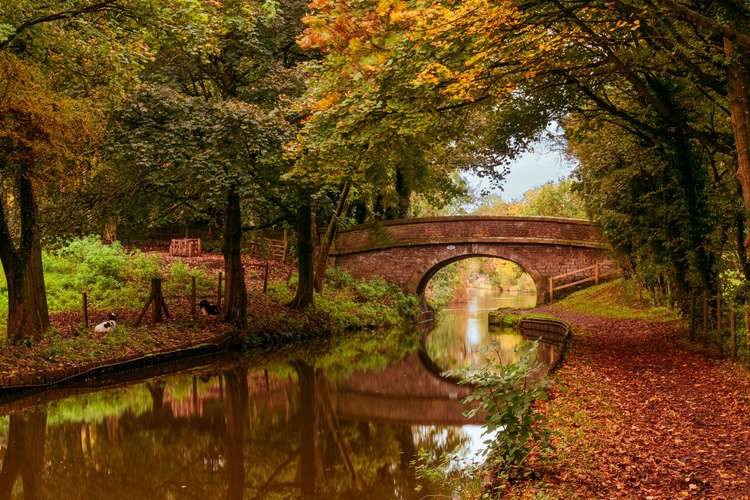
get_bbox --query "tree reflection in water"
[0,410,47,500]
[0,325,481,499]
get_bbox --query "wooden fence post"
[263,261,270,294]
[730,306,737,361]
[152,278,163,323]
[282,228,288,263]
[594,262,600,285]
[82,292,89,328]
[135,278,171,326]
[689,291,696,341]
[217,271,223,311]
[548,278,554,302]
[191,276,197,321]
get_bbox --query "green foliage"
[425,261,462,310]
[268,268,419,331]
[316,270,419,330]
[413,448,483,499]
[458,342,550,487]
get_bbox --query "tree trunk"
[734,180,750,282]
[395,166,412,218]
[5,248,49,342]
[725,36,750,256]
[102,217,118,244]
[290,200,314,309]
[0,173,50,342]
[222,184,247,329]
[314,183,351,293]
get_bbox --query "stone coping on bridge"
[331,236,609,256]
[337,215,595,234]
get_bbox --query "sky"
[462,127,577,203]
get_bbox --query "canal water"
[0,287,542,499]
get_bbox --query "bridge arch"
[330,216,611,304]
[414,252,542,308]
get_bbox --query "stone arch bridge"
[330,216,611,306]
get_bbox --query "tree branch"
[0,1,123,49]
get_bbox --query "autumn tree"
[0,55,99,341]
[0,0,176,340]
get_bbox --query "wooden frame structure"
[169,238,201,257]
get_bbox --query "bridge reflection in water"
[0,290,558,499]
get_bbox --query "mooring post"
[217,271,223,310]
[82,292,89,328]
[191,276,196,321]
[263,261,270,293]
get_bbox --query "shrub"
[458,342,549,488]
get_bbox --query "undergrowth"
[0,236,214,334]
[269,267,419,331]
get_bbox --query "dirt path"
[525,309,750,498]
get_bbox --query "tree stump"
[135,278,171,326]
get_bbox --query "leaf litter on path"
[514,308,750,499]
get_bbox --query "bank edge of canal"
[0,307,332,396]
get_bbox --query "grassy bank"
[548,278,679,322]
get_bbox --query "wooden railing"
[548,260,622,300]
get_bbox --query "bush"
[458,342,549,488]
[164,261,213,297]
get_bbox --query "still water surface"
[0,287,541,499]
